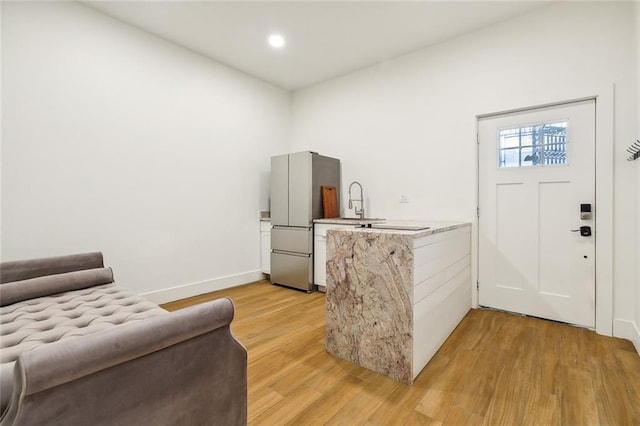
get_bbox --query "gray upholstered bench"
[0,252,247,425]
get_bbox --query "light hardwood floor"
[162,280,640,425]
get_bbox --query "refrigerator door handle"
[272,250,310,258]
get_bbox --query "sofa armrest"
[0,297,247,426]
[0,252,104,284]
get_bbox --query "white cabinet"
[314,234,327,287]
[260,220,271,275]
[411,226,471,379]
[314,223,355,290]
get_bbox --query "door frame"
[474,86,614,336]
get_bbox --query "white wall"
[1,2,290,301]
[291,2,637,334]
[2,1,638,338]
[634,1,640,352]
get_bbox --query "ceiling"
[83,1,553,91]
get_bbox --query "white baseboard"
[141,270,266,305]
[613,318,640,355]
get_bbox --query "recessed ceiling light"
[268,34,285,49]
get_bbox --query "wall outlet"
[400,195,409,203]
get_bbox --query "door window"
[498,121,567,168]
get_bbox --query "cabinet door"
[314,234,327,285]
[261,232,271,274]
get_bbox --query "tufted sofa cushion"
[0,283,167,412]
[0,283,167,365]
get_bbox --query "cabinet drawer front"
[271,252,312,291]
[414,229,471,287]
[272,227,312,254]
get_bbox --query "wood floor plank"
[249,384,322,426]
[481,364,531,426]
[614,348,640,424]
[590,357,635,425]
[403,411,442,426]
[284,375,364,425]
[521,378,560,426]
[303,355,361,394]
[248,349,317,395]
[558,367,599,426]
[441,405,483,426]
[367,383,429,425]
[414,349,480,421]
[365,354,451,426]
[247,386,284,423]
[161,280,640,425]
[269,357,326,396]
[326,377,403,425]
[452,345,508,418]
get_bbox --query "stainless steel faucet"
[348,181,365,219]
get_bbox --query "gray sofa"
[0,252,247,425]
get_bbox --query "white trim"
[613,319,640,355]
[475,84,615,337]
[472,122,480,309]
[141,270,265,305]
[594,85,614,337]
[475,96,599,119]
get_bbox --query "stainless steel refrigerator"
[270,151,341,291]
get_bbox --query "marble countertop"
[324,220,470,238]
[314,218,386,226]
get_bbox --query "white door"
[478,100,595,327]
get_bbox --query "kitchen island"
[325,221,471,384]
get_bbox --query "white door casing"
[478,100,596,327]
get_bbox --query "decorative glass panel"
[498,121,567,168]
[499,147,520,168]
[499,128,520,149]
